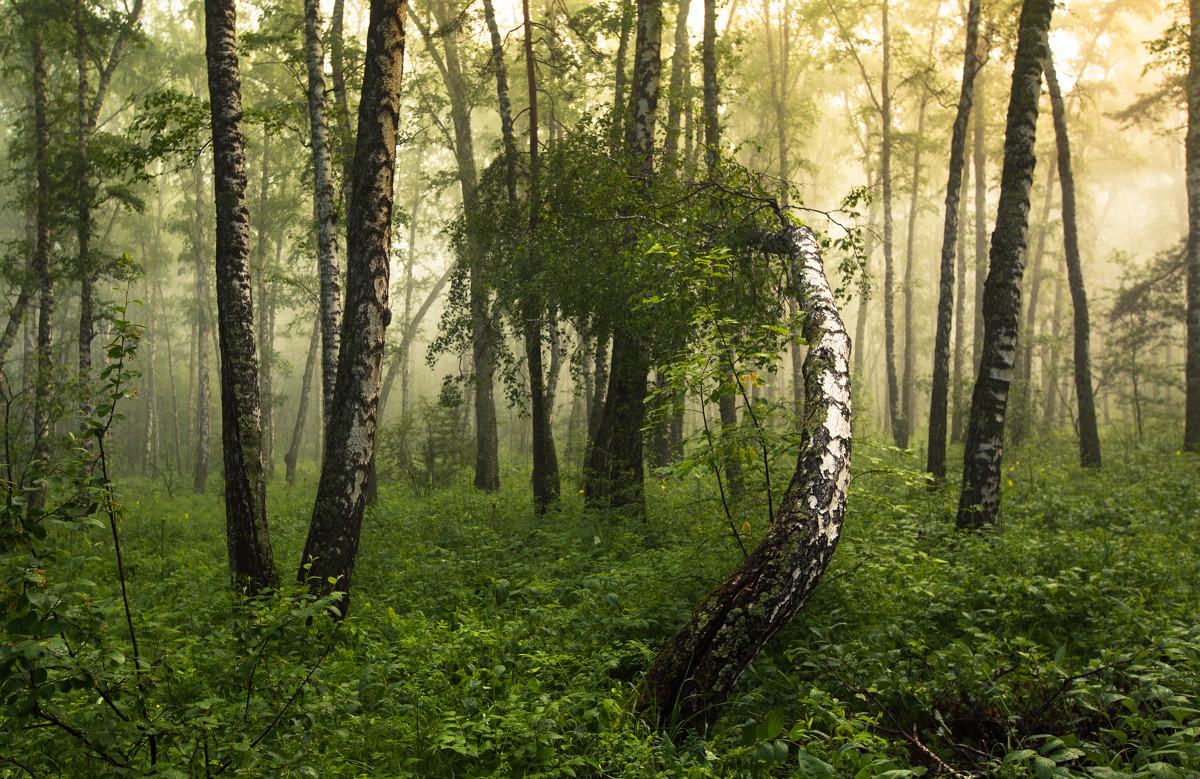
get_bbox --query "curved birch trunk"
[957,0,1053,529]
[300,0,405,612]
[642,225,851,733]
[1045,53,1101,468]
[204,0,279,592]
[927,0,981,481]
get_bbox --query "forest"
[1,0,1198,774]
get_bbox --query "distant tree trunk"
[330,0,355,194]
[1185,0,1200,450]
[413,4,499,491]
[30,29,55,477]
[1045,53,1101,468]
[159,280,183,474]
[701,0,718,167]
[900,93,928,447]
[300,0,405,610]
[587,0,661,512]
[853,171,877,379]
[193,156,212,493]
[972,40,988,371]
[957,0,1052,530]
[378,265,452,416]
[719,353,743,496]
[142,280,160,476]
[642,225,851,733]
[662,0,691,160]
[76,0,97,433]
[522,0,560,513]
[880,0,904,449]
[286,318,321,484]
[304,0,343,436]
[0,246,35,367]
[1010,161,1056,447]
[586,331,609,453]
[1042,274,1064,426]
[610,0,635,154]
[928,0,981,482]
[952,149,970,444]
[254,129,274,478]
[205,0,279,591]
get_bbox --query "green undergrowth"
[4,439,1199,778]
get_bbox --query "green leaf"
[795,749,834,778]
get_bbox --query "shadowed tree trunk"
[900,92,928,448]
[193,155,212,493]
[642,225,851,733]
[300,0,406,611]
[286,318,321,484]
[521,0,560,513]
[30,28,54,480]
[1045,53,1101,468]
[927,0,981,482]
[412,3,500,491]
[610,0,635,154]
[205,0,279,592]
[957,0,1053,530]
[972,37,988,372]
[586,0,661,514]
[662,0,691,160]
[952,151,969,443]
[1010,161,1056,448]
[1185,0,1200,449]
[880,0,904,449]
[304,0,343,436]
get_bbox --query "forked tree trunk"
[957,0,1053,529]
[304,0,343,435]
[642,225,851,732]
[300,0,405,611]
[927,0,981,482]
[205,0,279,591]
[1045,53,1101,468]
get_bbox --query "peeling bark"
[642,225,851,733]
[957,0,1053,529]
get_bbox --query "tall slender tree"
[303,0,343,436]
[1186,0,1200,450]
[927,0,982,482]
[1045,52,1101,467]
[205,0,279,591]
[957,0,1053,529]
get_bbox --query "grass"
[4,433,1199,777]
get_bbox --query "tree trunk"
[1010,161,1056,447]
[300,0,405,610]
[330,0,355,196]
[972,40,988,372]
[76,0,96,433]
[304,0,344,436]
[378,264,452,417]
[30,29,55,479]
[413,3,499,491]
[285,317,321,484]
[205,0,279,592]
[642,225,851,732]
[927,0,981,481]
[880,0,904,449]
[522,0,560,513]
[951,154,970,445]
[853,170,877,379]
[701,0,717,167]
[662,0,691,160]
[1045,53,1101,468]
[160,279,184,474]
[193,156,212,493]
[1186,0,1200,449]
[719,353,742,496]
[610,0,635,154]
[900,93,929,448]
[585,331,648,512]
[957,0,1053,530]
[254,129,274,478]
[142,280,160,476]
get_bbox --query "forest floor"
[7,433,1200,778]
